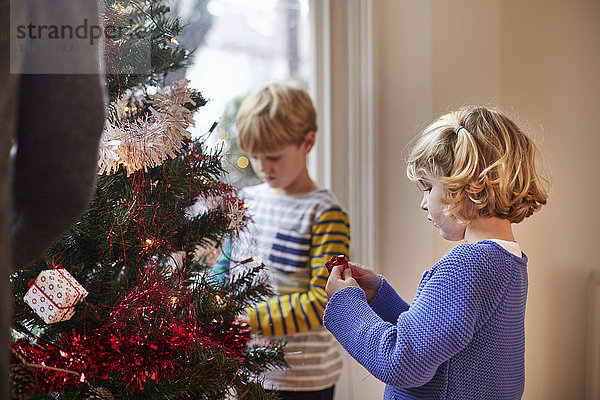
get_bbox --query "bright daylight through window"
[171,0,311,187]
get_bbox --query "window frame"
[309,0,376,269]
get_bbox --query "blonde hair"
[236,82,317,154]
[406,106,548,223]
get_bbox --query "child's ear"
[303,130,316,153]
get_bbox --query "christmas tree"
[9,1,286,399]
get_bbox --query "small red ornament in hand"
[325,255,359,280]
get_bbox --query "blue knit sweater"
[323,241,528,399]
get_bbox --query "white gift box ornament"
[23,267,88,324]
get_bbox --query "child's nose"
[258,158,271,173]
[420,193,428,210]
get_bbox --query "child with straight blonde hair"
[324,106,548,399]
[235,81,317,154]
[213,82,350,400]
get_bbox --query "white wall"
[371,0,600,399]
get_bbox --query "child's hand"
[237,313,250,325]
[326,265,359,298]
[346,262,381,303]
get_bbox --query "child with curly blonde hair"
[324,106,548,399]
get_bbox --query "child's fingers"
[237,313,250,325]
[326,264,359,298]
[328,264,343,279]
[342,267,354,280]
[348,262,372,276]
[348,261,367,270]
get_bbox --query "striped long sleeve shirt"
[213,183,350,391]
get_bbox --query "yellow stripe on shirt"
[246,208,350,337]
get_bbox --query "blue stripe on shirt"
[312,293,327,309]
[307,296,322,325]
[271,265,297,275]
[298,298,311,330]
[314,219,349,226]
[265,301,274,336]
[269,254,307,269]
[272,243,310,256]
[312,231,350,238]
[318,207,345,215]
[275,232,311,245]
[311,240,350,250]
[277,297,287,335]
[289,294,300,332]
[255,304,263,334]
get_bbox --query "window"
[182,0,312,187]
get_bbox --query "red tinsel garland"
[13,267,251,393]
